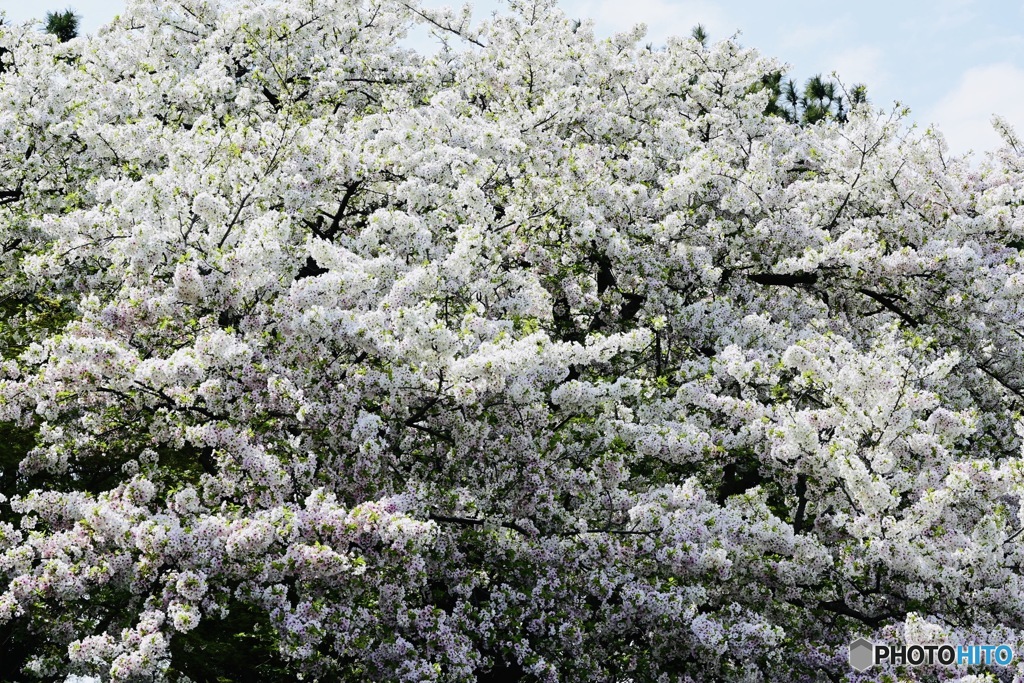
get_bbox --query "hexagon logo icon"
[849,638,875,672]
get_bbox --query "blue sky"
[3,0,1023,155]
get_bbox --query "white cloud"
[928,62,1024,155]
[826,45,887,90]
[779,17,851,52]
[563,0,733,46]
[967,33,1024,53]
[932,0,977,28]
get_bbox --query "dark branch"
[428,512,531,536]
[0,190,23,207]
[747,272,818,287]
[857,288,920,327]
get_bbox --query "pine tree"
[44,8,80,43]
[779,74,868,125]
[691,23,709,47]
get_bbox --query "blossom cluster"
[1,0,1024,680]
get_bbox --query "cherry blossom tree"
[1,0,1023,681]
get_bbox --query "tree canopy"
[0,0,1023,681]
